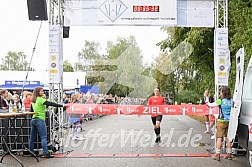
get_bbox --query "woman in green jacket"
[29,87,62,158]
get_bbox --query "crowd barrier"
[0,112,50,154]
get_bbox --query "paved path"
[1,115,247,167]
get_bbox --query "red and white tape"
[65,104,218,116]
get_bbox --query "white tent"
[0,71,86,90]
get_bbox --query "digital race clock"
[133,6,159,12]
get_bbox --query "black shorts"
[151,115,163,125]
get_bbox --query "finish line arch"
[46,0,228,154]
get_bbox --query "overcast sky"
[0,0,167,72]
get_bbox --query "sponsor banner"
[5,80,41,85]
[177,0,214,27]
[64,0,177,26]
[66,104,218,115]
[49,25,63,83]
[64,0,215,27]
[214,28,231,86]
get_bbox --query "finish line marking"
[66,104,218,116]
[54,153,226,158]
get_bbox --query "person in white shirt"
[201,89,214,134]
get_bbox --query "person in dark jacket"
[0,89,9,109]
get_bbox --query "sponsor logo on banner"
[99,0,128,22]
[164,107,177,114]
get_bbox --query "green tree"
[63,60,74,72]
[74,40,106,86]
[176,90,201,104]
[152,52,178,98]
[228,0,252,89]
[0,51,31,71]
[156,27,215,101]
[156,0,252,102]
[101,36,150,97]
[74,40,102,72]
[81,36,153,97]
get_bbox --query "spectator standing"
[207,86,233,161]
[24,92,32,108]
[69,94,85,140]
[0,89,9,109]
[29,87,62,158]
[201,89,214,134]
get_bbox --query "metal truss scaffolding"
[214,0,228,97]
[49,0,64,153]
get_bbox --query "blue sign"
[0,80,47,90]
[80,85,100,94]
[5,80,41,86]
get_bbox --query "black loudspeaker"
[63,26,70,38]
[27,0,48,21]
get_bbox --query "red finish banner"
[65,104,218,116]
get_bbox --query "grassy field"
[190,115,205,124]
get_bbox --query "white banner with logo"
[64,0,215,27]
[64,0,177,26]
[177,0,214,27]
[49,25,63,83]
[214,28,231,86]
